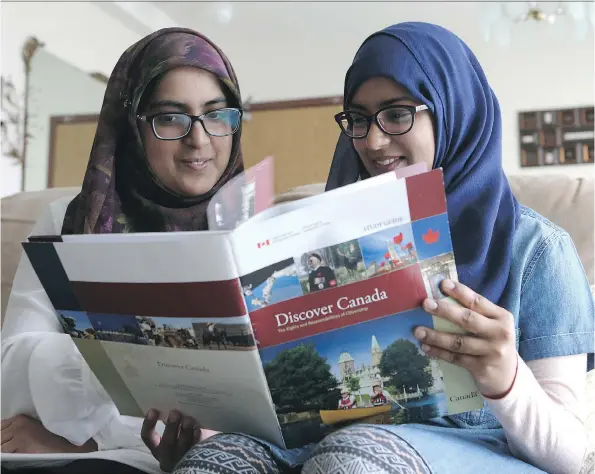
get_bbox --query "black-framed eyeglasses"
[137,108,242,140]
[334,104,428,139]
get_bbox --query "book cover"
[232,169,482,448]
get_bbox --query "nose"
[365,122,391,151]
[184,120,211,148]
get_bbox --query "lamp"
[481,2,594,48]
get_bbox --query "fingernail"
[146,409,156,420]
[168,411,180,423]
[424,299,438,311]
[421,344,431,352]
[414,328,427,340]
[182,418,194,430]
[442,279,455,290]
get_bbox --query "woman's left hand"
[414,279,518,398]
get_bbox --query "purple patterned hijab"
[61,28,244,234]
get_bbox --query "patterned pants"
[173,426,432,474]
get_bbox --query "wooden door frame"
[45,96,343,187]
[248,96,342,111]
[47,114,99,188]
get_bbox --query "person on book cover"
[0,26,248,474]
[369,383,401,408]
[336,242,361,281]
[369,384,388,407]
[337,389,357,410]
[307,253,338,292]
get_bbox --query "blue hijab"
[326,22,520,307]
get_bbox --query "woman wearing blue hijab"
[321,21,593,474]
[143,22,593,474]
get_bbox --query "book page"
[238,170,399,230]
[238,161,427,229]
[23,231,284,447]
[230,170,481,449]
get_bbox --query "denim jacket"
[448,206,595,429]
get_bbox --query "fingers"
[174,416,199,465]
[0,416,24,432]
[420,344,475,370]
[0,439,17,453]
[422,296,495,337]
[159,410,183,472]
[141,409,161,455]
[0,431,13,446]
[438,280,504,320]
[142,410,200,473]
[0,418,14,431]
[414,326,488,356]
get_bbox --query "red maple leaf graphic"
[380,261,386,267]
[422,229,440,244]
[393,233,404,245]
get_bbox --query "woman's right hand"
[141,409,200,472]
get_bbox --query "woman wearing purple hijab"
[141,22,593,474]
[1,28,244,473]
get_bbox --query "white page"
[43,233,285,446]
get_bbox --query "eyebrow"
[148,97,227,112]
[349,96,413,112]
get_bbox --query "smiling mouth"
[371,156,408,169]
[181,158,212,170]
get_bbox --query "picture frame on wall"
[519,106,594,168]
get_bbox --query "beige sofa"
[1,175,594,469]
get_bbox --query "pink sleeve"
[485,353,588,474]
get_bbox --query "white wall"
[0,1,142,197]
[25,49,108,191]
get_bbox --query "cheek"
[213,136,233,167]
[142,132,176,172]
[351,139,368,164]
[406,122,436,168]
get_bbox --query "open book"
[23,162,482,450]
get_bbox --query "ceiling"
[152,2,484,100]
[151,1,593,102]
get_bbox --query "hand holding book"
[414,279,518,398]
[141,409,200,472]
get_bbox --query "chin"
[177,180,216,197]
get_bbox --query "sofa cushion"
[1,187,79,319]
[508,174,594,285]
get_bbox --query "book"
[23,164,482,450]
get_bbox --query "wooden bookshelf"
[519,106,594,168]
